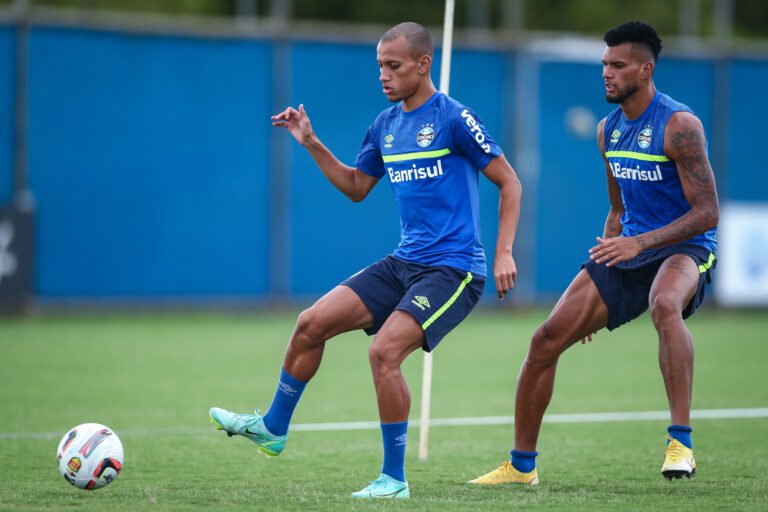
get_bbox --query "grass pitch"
[1,309,766,510]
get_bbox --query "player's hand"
[271,104,314,146]
[580,332,596,344]
[494,252,517,300]
[588,236,641,267]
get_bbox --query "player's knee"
[528,323,565,366]
[292,307,328,348]
[649,292,684,327]
[368,342,396,372]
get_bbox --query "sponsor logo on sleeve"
[461,109,492,153]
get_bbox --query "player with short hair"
[211,21,522,499]
[470,20,718,485]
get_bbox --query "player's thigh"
[540,269,609,345]
[648,254,699,312]
[370,311,425,366]
[301,285,374,339]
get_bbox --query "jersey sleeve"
[450,107,503,171]
[354,123,385,178]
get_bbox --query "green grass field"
[1,309,766,510]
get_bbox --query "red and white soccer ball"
[56,423,124,490]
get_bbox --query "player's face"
[377,36,424,103]
[601,43,648,104]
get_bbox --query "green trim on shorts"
[698,252,715,273]
[421,272,473,331]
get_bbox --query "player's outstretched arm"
[272,104,379,202]
[482,154,522,300]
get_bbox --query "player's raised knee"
[649,292,684,325]
[527,323,567,365]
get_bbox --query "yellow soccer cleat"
[468,461,539,485]
[661,435,696,480]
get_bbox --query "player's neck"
[401,82,438,112]
[620,83,657,121]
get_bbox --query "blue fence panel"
[0,26,13,205]
[728,59,768,201]
[28,27,272,297]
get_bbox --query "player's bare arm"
[482,154,522,299]
[272,104,379,202]
[590,112,718,266]
[597,118,624,238]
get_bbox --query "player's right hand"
[271,104,314,146]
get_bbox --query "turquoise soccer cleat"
[209,407,287,457]
[351,473,410,499]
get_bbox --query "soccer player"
[210,22,522,499]
[470,21,718,486]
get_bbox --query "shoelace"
[665,435,685,460]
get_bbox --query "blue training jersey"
[603,91,717,253]
[355,92,502,277]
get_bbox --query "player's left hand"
[589,236,642,267]
[494,253,517,300]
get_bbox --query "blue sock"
[667,425,693,449]
[262,368,307,436]
[380,421,408,482]
[510,449,538,473]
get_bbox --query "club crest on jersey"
[638,127,652,149]
[610,129,621,144]
[384,134,394,148]
[416,126,434,148]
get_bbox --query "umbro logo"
[411,296,430,311]
[395,433,407,446]
[384,134,394,148]
[279,382,297,396]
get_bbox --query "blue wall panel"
[0,26,13,205]
[28,28,272,296]
[728,59,768,201]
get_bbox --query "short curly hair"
[604,21,663,62]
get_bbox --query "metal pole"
[419,0,455,464]
[679,0,701,49]
[713,0,733,43]
[12,0,34,212]
[501,0,525,32]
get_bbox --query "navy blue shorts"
[341,255,485,352]
[583,243,716,331]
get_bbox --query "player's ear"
[418,54,431,75]
[640,60,654,80]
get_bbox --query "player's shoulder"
[657,92,694,116]
[368,103,402,135]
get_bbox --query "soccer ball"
[56,423,124,490]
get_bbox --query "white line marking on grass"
[2,407,766,440]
